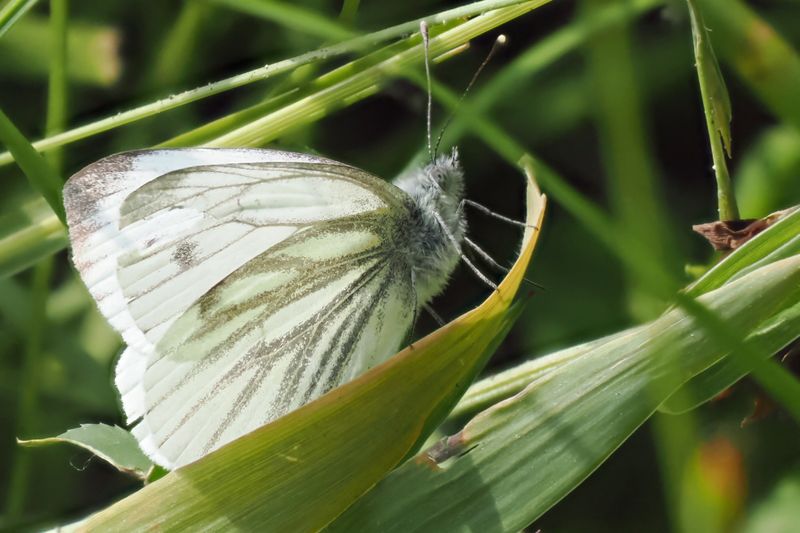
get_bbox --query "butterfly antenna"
[433,34,507,160]
[420,21,435,163]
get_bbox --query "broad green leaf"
[660,300,800,414]
[453,299,800,422]
[330,254,800,532]
[18,423,153,479]
[449,327,629,421]
[451,205,800,422]
[79,158,546,531]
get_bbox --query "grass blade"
[0,109,65,222]
[0,196,66,279]
[0,0,37,39]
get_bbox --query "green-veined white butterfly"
[63,23,513,469]
[63,146,478,469]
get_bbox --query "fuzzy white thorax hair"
[393,148,466,305]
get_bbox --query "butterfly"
[63,146,475,469]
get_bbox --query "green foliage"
[332,256,800,531]
[1,0,799,530]
[18,424,153,479]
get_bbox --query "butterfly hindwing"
[132,216,415,466]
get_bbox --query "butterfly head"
[393,147,467,305]
[394,147,465,231]
[423,147,464,199]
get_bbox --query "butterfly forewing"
[65,149,334,353]
[64,149,418,468]
[114,162,391,346]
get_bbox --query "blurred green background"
[1,0,799,530]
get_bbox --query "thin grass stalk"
[0,0,38,38]
[687,0,738,220]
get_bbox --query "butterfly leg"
[432,211,498,291]
[464,236,508,273]
[460,199,537,229]
[464,227,545,291]
[423,304,446,326]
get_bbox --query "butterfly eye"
[433,170,450,190]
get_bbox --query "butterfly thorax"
[393,149,466,306]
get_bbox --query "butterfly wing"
[64,149,417,468]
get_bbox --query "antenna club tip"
[496,34,508,45]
